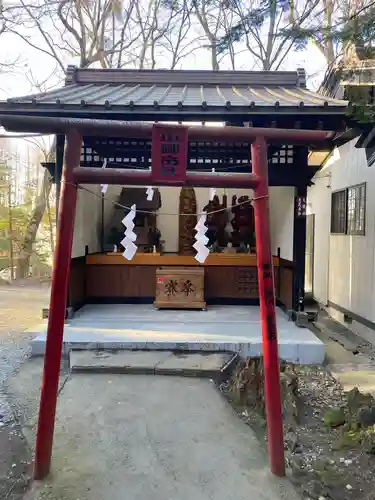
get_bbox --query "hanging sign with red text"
[151,124,188,184]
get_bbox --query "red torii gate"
[33,122,331,481]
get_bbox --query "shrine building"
[0,66,350,315]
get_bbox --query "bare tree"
[119,0,198,69]
[304,0,374,67]
[307,0,338,65]
[220,6,237,69]
[6,0,140,71]
[214,0,324,71]
[15,167,53,279]
[185,0,328,72]
[159,0,203,69]
[5,0,197,277]
[192,0,226,69]
[0,0,24,72]
[8,0,196,70]
[14,136,54,279]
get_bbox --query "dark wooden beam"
[292,148,309,311]
[0,115,335,145]
[72,167,261,189]
[55,134,65,223]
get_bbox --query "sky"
[0,10,329,172]
[0,24,328,99]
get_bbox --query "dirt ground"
[220,362,375,500]
[2,284,375,500]
[0,282,49,500]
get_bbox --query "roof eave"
[0,103,348,118]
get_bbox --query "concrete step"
[314,319,360,354]
[70,350,238,380]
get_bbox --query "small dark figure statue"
[209,241,221,253]
[237,241,248,254]
[146,227,161,252]
[203,194,228,247]
[108,226,122,250]
[231,195,255,248]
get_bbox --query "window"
[331,183,366,235]
[331,190,347,234]
[347,184,366,235]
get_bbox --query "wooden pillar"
[292,183,308,312]
[34,130,81,480]
[101,193,105,253]
[55,134,65,223]
[252,136,285,477]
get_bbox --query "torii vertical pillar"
[34,130,81,480]
[252,136,285,477]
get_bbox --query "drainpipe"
[326,172,332,307]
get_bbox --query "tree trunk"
[46,181,55,255]
[211,41,219,70]
[16,169,52,279]
[8,182,14,281]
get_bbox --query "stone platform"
[29,305,325,364]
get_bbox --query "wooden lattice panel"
[80,137,253,170]
[270,145,294,164]
[188,141,250,170]
[235,267,259,295]
[79,137,294,172]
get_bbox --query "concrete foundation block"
[29,305,326,365]
[66,307,75,319]
[295,311,310,328]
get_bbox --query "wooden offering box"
[154,267,206,310]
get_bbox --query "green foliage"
[347,102,375,124]
[324,407,346,428]
[216,0,375,64]
[0,159,55,274]
[334,7,375,50]
[217,0,299,56]
[345,85,375,124]
[281,5,375,126]
[280,5,375,54]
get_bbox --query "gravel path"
[0,285,49,385]
[0,284,49,500]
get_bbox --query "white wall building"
[307,67,375,344]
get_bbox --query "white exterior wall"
[308,139,375,344]
[269,187,295,261]
[306,174,331,305]
[72,184,102,258]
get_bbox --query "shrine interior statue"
[203,194,228,247]
[202,193,255,252]
[231,195,255,248]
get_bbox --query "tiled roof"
[5,66,347,111]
